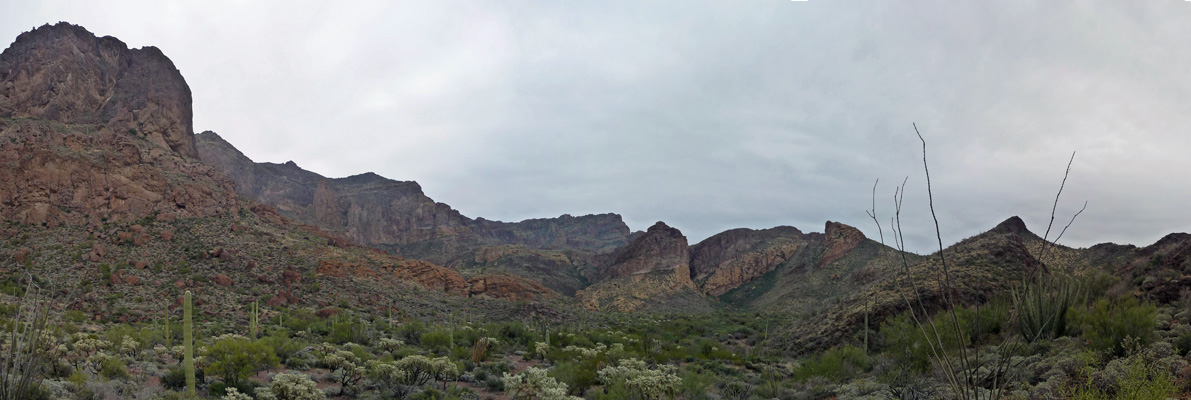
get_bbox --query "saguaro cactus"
[184,290,195,396]
[249,300,259,339]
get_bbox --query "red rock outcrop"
[467,274,555,301]
[819,221,865,268]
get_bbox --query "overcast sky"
[5,1,1191,253]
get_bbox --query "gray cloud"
[5,0,1191,253]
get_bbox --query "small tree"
[208,335,279,388]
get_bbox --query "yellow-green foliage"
[1079,297,1156,356]
[207,335,279,388]
[1063,352,1175,400]
[793,344,871,382]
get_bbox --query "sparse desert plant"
[0,276,52,400]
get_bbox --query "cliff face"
[819,221,866,268]
[0,24,237,227]
[690,226,809,296]
[577,222,706,312]
[0,22,198,159]
[197,131,631,294]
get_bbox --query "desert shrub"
[261,331,305,364]
[504,367,581,400]
[1079,297,1157,356]
[1063,352,1175,399]
[793,344,871,382]
[596,358,681,400]
[549,361,598,396]
[208,335,279,388]
[98,356,129,380]
[420,329,453,352]
[162,366,205,390]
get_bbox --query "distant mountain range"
[4,23,1188,352]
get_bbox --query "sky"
[4,1,1191,253]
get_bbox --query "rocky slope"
[577,222,707,312]
[197,130,631,294]
[0,23,557,320]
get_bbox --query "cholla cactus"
[323,349,365,395]
[374,337,404,354]
[65,336,111,372]
[502,367,582,400]
[221,387,253,400]
[562,343,607,359]
[268,372,325,400]
[597,358,681,400]
[392,355,458,387]
[118,335,139,358]
[534,342,550,358]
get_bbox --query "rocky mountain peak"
[991,215,1031,236]
[820,221,865,267]
[0,22,198,159]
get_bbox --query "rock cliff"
[0,24,237,226]
[576,222,706,312]
[0,22,198,159]
[690,226,809,296]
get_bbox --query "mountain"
[0,22,236,227]
[0,23,560,326]
[10,22,1191,358]
[196,131,629,295]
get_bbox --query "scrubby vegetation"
[3,271,1191,400]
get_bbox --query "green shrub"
[207,336,279,388]
[162,366,204,390]
[793,344,871,382]
[1013,276,1082,342]
[420,329,453,352]
[550,361,598,396]
[1079,297,1157,356]
[99,356,129,380]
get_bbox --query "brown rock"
[819,221,865,268]
[110,273,123,285]
[214,274,232,287]
[690,227,807,296]
[160,230,174,241]
[130,224,144,233]
[467,274,555,301]
[123,275,141,285]
[315,308,339,319]
[265,296,283,307]
[134,260,149,269]
[174,280,185,288]
[12,248,30,264]
[281,270,301,286]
